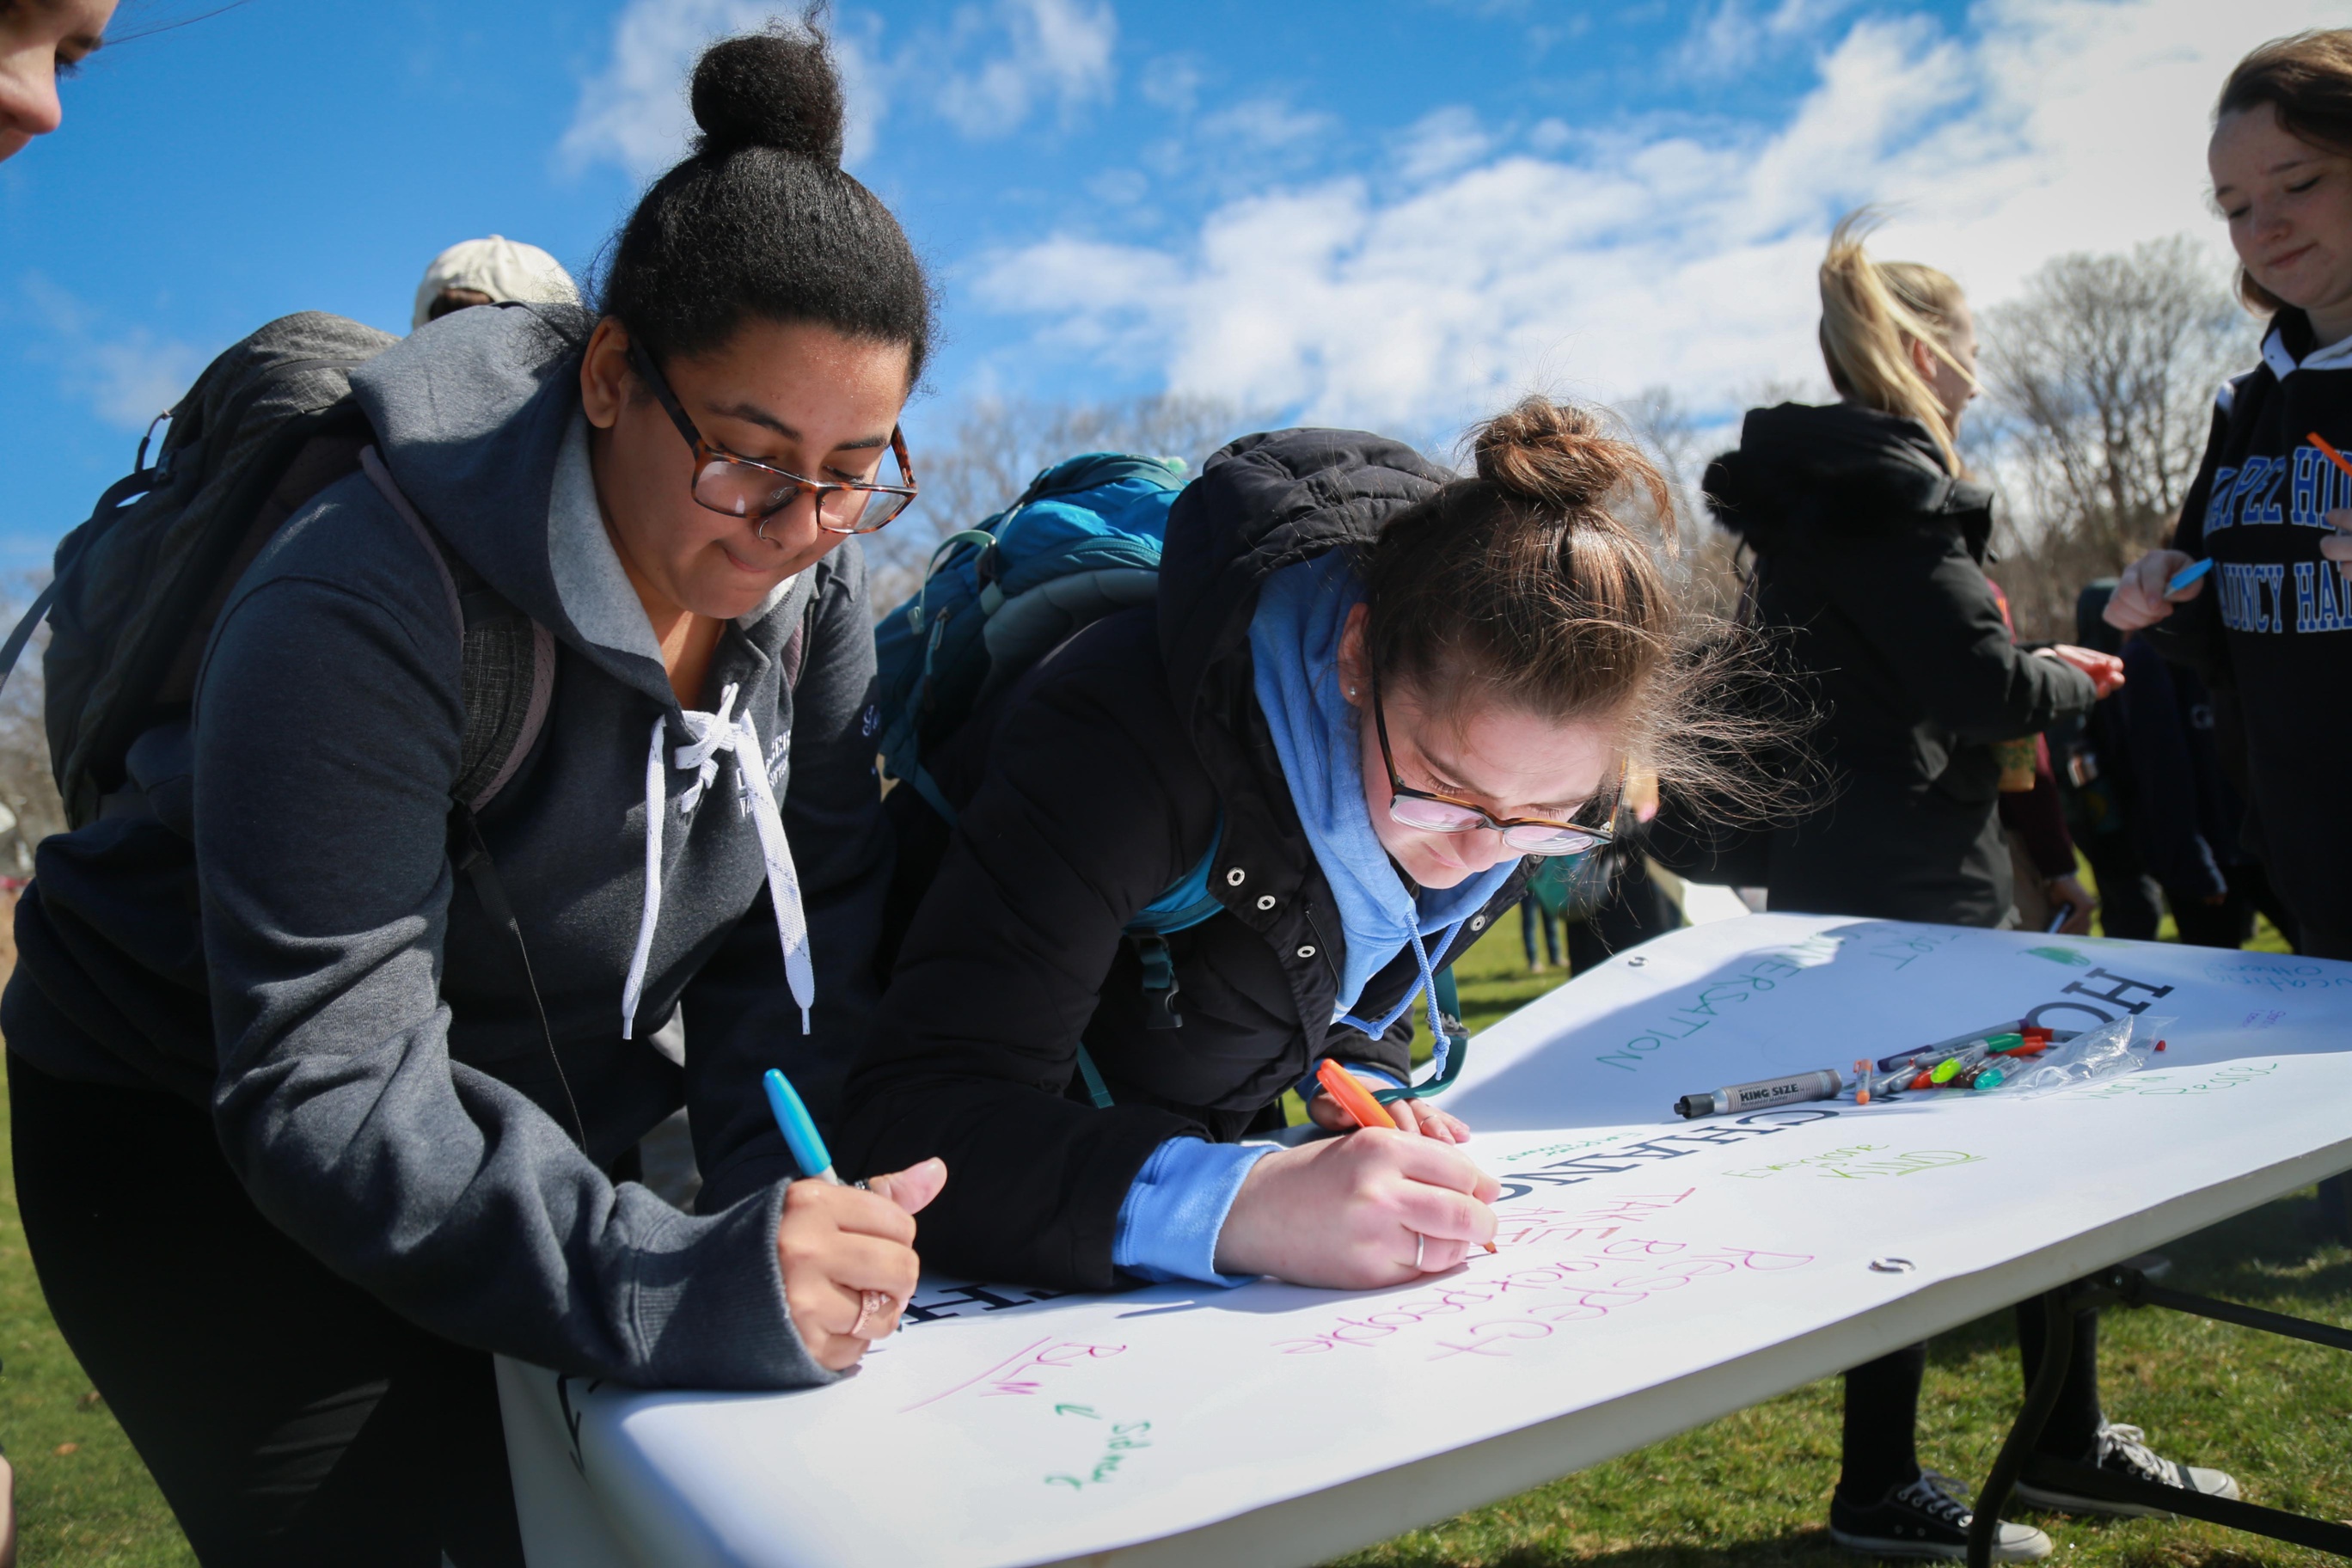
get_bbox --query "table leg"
[1966,1286,2079,1568]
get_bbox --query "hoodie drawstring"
[621,682,815,1039]
[1335,919,1463,1081]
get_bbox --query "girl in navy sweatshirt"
[2110,28,2352,960]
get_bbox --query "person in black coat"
[840,399,1742,1296]
[1676,215,2233,1560]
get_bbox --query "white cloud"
[1681,0,1862,80]
[1393,107,1493,185]
[932,0,1118,138]
[560,1,886,181]
[1198,95,1332,151]
[562,0,1112,176]
[973,0,2338,439]
[20,276,206,432]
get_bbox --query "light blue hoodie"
[1109,551,1519,1288]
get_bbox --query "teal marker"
[2166,556,2214,595]
[763,1068,842,1185]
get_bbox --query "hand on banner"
[1215,1130,1498,1289]
[1308,1087,1470,1143]
[777,1157,946,1369]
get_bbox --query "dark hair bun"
[1472,395,1670,526]
[690,28,846,163]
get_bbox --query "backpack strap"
[1122,818,1225,1032]
[358,447,584,1148]
[358,448,554,813]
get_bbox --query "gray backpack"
[1,310,579,1135]
[1,310,552,828]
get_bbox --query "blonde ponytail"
[1816,210,1973,471]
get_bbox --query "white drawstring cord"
[621,683,816,1039]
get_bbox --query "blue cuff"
[1111,1137,1276,1287]
[1295,1063,1406,1101]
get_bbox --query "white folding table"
[498,915,2352,1567]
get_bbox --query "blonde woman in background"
[1693,215,2232,1558]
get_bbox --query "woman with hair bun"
[841,399,1754,1292]
[1701,216,2232,1562]
[7,28,942,1563]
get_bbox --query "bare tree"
[1622,384,1747,622]
[1977,237,2249,639]
[0,579,64,879]
[869,394,1258,613]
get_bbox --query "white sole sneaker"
[2012,1463,2240,1520]
[1828,1520,2055,1561]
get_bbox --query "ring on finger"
[850,1289,893,1338]
[1413,1233,1425,1272]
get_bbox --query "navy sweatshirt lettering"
[2155,308,2352,956]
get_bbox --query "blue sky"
[0,0,2333,568]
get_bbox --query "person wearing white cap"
[411,235,581,329]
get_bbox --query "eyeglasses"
[628,340,917,536]
[1369,671,1618,857]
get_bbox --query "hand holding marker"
[763,1068,942,1354]
[2154,435,2352,601]
[1313,1060,1497,1255]
[2314,432,2352,581]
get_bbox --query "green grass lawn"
[4,916,2346,1566]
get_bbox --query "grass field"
[0,912,2343,1565]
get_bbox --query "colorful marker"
[763,1067,841,1185]
[1853,1059,1873,1107]
[1314,1058,1399,1131]
[2165,556,2214,596]
[1675,1068,1843,1119]
[1314,1061,1495,1254]
[2312,431,2352,484]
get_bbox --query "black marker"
[1675,1068,1843,1119]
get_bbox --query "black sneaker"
[1830,1471,2054,1561]
[2011,1422,2241,1518]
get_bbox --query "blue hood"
[1248,550,1517,1019]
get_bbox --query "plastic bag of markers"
[2000,1014,2171,1095]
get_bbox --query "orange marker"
[1313,1060,1497,1254]
[2312,431,2352,484]
[1314,1059,1398,1130]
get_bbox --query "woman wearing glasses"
[840,400,1740,1293]
[5,29,941,1565]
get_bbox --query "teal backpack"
[872,452,1470,1107]
[873,454,1222,1059]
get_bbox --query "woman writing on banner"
[1692,216,2229,1561]
[840,401,1773,1293]
[6,30,944,1565]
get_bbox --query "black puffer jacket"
[1694,402,2096,926]
[839,429,1532,1290]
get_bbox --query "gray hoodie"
[4,304,891,1389]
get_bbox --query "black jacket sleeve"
[690,547,894,1214]
[837,633,1219,1291]
[1800,524,2097,743]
